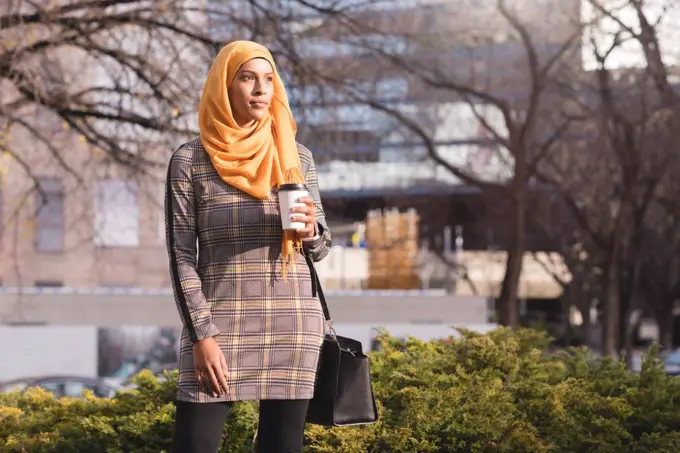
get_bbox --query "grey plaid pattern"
[165,138,331,402]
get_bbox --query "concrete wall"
[315,246,368,289]
[0,326,98,381]
[0,288,489,326]
[0,288,494,381]
[0,321,498,382]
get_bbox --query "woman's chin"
[236,110,269,126]
[249,108,270,122]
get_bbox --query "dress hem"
[175,387,315,403]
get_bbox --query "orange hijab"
[199,41,305,272]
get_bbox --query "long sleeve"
[165,147,220,343]
[299,145,331,262]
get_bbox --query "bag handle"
[303,251,332,322]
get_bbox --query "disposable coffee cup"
[278,183,309,231]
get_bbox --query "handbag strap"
[303,251,332,322]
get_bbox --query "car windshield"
[1,382,29,393]
[42,380,116,398]
[38,381,65,398]
[62,381,87,398]
[664,350,680,366]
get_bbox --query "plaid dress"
[165,138,331,403]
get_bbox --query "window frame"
[34,177,65,254]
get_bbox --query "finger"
[291,214,313,224]
[290,205,313,214]
[217,360,229,395]
[220,353,229,378]
[298,196,314,206]
[206,366,220,398]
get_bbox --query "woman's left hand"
[290,197,316,239]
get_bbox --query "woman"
[165,41,331,453]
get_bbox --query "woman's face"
[228,57,275,127]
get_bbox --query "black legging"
[171,399,310,453]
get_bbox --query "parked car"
[663,349,680,376]
[0,375,120,398]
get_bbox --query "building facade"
[0,0,580,291]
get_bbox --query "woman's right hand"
[193,337,229,398]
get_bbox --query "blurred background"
[2,0,680,396]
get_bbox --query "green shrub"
[0,372,257,453]
[2,328,679,452]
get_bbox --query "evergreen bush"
[2,328,679,452]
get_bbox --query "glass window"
[665,350,680,366]
[35,178,64,252]
[94,180,140,247]
[2,382,28,393]
[302,128,381,164]
[38,381,64,398]
[34,281,63,288]
[375,77,409,101]
[62,381,86,398]
[298,38,355,58]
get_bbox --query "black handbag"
[303,252,379,427]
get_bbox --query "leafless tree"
[0,0,229,296]
[264,0,584,326]
[2,0,225,172]
[3,0,678,349]
[539,0,680,356]
[637,171,680,350]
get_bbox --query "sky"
[581,0,680,70]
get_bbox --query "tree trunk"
[497,188,526,327]
[561,291,573,345]
[624,308,636,370]
[602,259,621,357]
[620,270,634,368]
[657,305,674,351]
[580,299,593,347]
